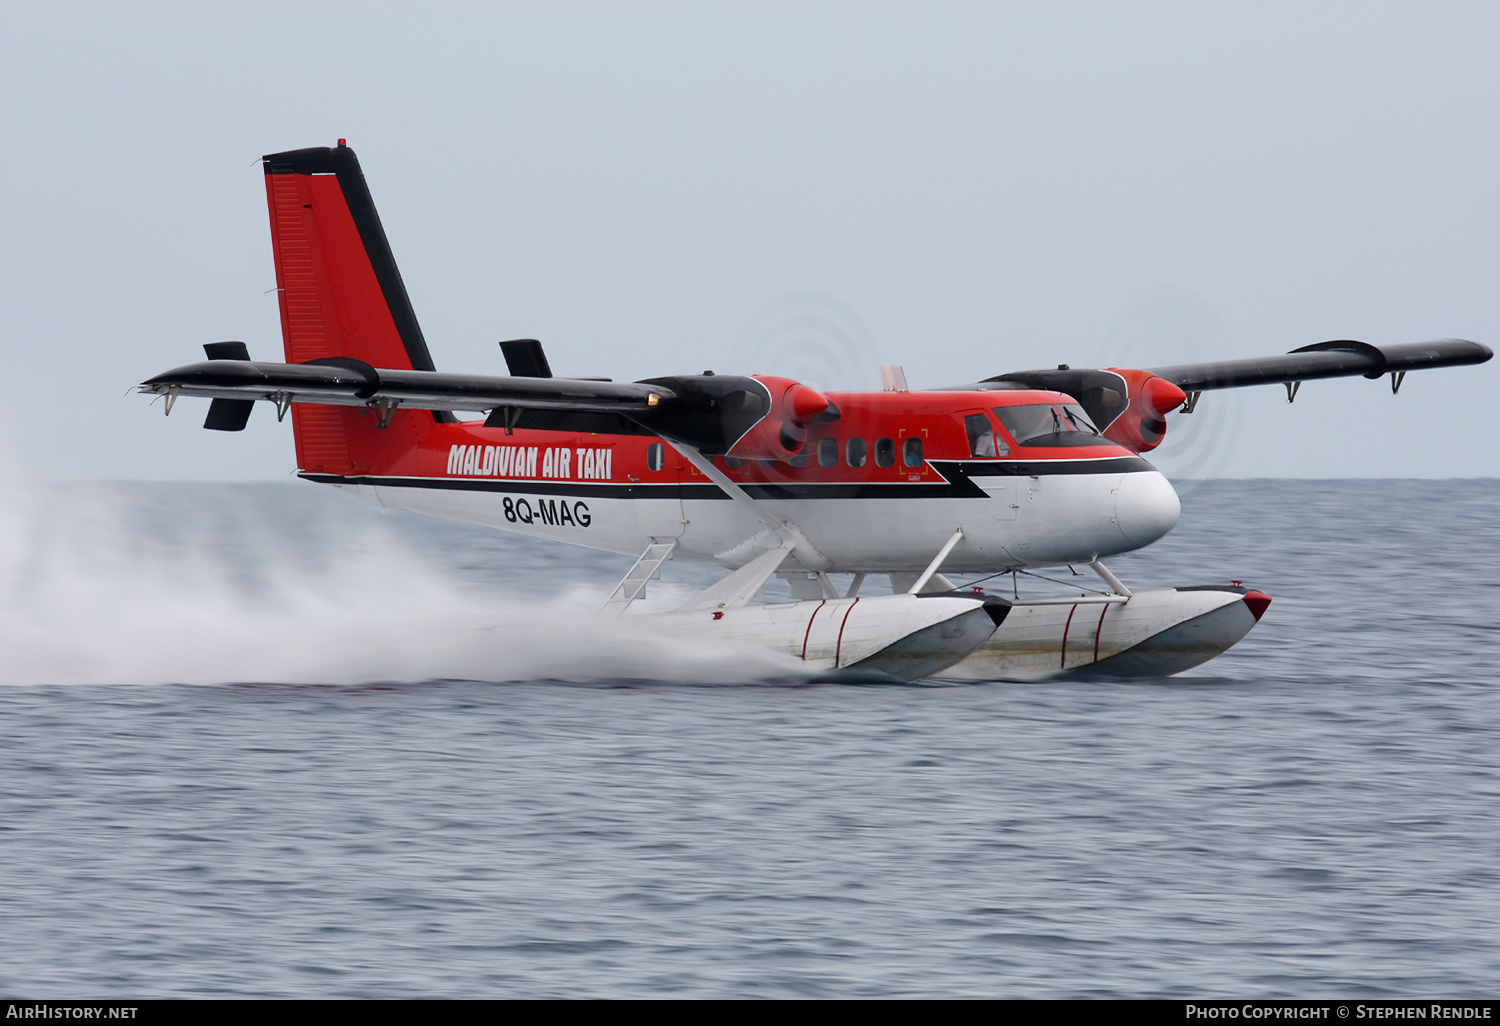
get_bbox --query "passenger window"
[846,438,867,468]
[725,456,744,468]
[788,451,808,467]
[647,443,664,472]
[818,438,838,467]
[903,436,924,467]
[875,437,895,467]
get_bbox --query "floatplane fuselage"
[139,141,1491,682]
[323,391,1182,574]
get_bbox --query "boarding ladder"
[600,539,678,615]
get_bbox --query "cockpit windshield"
[993,403,1104,447]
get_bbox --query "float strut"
[908,528,965,594]
[1089,557,1133,597]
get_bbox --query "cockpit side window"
[964,413,1008,458]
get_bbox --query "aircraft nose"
[1115,471,1180,547]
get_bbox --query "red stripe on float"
[1094,603,1109,662]
[1061,603,1078,669]
[801,600,826,660]
[835,598,860,667]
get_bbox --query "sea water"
[1,480,1496,997]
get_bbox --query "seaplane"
[138,141,1492,683]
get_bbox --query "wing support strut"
[668,443,831,571]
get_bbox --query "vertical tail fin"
[262,141,451,476]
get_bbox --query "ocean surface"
[1,479,1496,998]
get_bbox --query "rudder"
[262,140,450,476]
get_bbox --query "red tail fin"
[262,141,449,476]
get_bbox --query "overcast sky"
[2,0,1495,481]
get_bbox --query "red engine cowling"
[1098,368,1187,453]
[725,375,837,461]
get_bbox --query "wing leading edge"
[140,352,829,457]
[141,358,674,415]
[1145,338,1492,392]
[971,337,1490,453]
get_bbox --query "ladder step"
[600,538,678,615]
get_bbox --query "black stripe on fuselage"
[935,456,1154,478]
[303,473,940,500]
[301,456,1156,499]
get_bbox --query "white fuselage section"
[345,462,1181,572]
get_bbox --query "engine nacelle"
[1098,367,1187,453]
[726,376,837,461]
[982,366,1186,453]
[630,373,836,459]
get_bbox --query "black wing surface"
[140,358,673,414]
[139,351,785,453]
[1145,338,1491,391]
[963,337,1489,447]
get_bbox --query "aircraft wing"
[139,342,834,457]
[977,337,1490,453]
[1144,338,1491,392]
[140,358,673,414]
